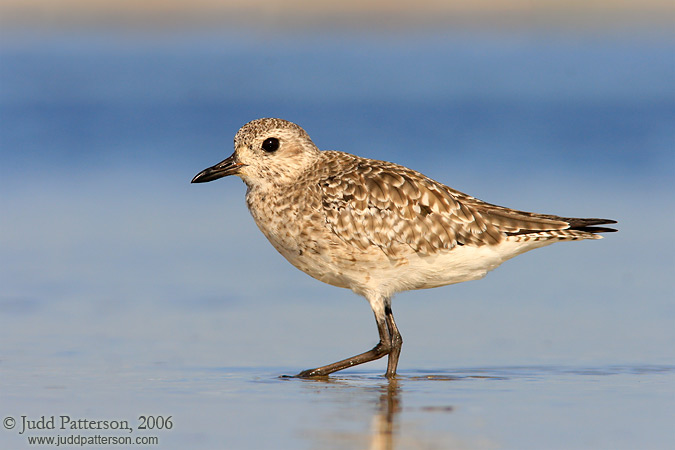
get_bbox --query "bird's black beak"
[191,153,244,183]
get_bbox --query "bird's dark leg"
[296,296,402,379]
[384,299,403,378]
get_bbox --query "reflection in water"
[369,379,401,450]
[295,375,460,450]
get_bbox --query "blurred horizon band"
[1,0,674,30]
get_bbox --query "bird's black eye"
[262,137,280,152]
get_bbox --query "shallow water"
[2,363,674,449]
[1,27,674,449]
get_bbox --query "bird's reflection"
[368,379,401,450]
[293,375,404,449]
[292,372,465,449]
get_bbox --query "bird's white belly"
[269,233,557,299]
[376,238,557,295]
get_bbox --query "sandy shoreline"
[1,0,673,28]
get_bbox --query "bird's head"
[191,118,320,187]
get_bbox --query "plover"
[192,118,616,378]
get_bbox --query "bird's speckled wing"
[314,151,579,257]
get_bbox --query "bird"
[191,118,617,378]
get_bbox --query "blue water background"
[1,27,674,449]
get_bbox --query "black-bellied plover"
[192,118,617,378]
